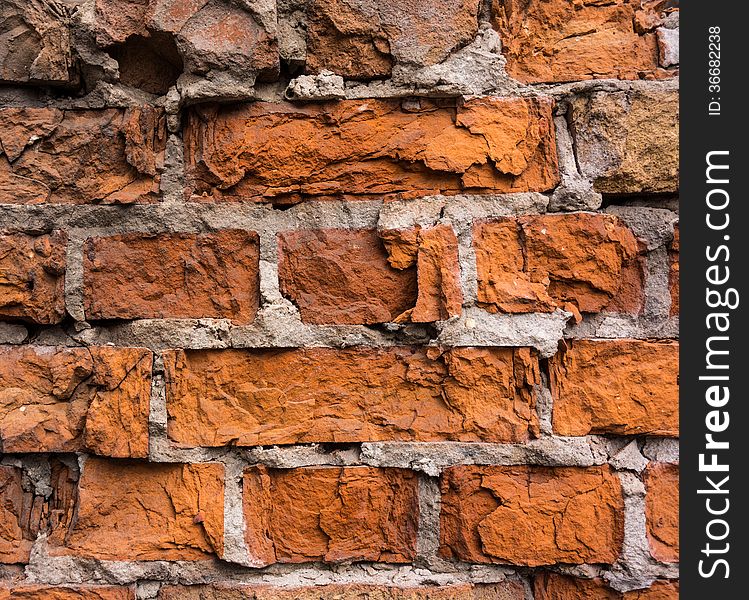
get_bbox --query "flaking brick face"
[0,0,678,595]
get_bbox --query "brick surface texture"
[0,0,678,596]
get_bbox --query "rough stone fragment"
[277,229,417,324]
[49,458,224,561]
[568,88,679,194]
[305,0,481,79]
[657,26,679,68]
[439,465,624,565]
[491,0,675,83]
[94,0,279,86]
[164,346,540,446]
[184,97,559,203]
[83,230,260,323]
[381,225,463,322]
[0,0,75,85]
[0,586,135,599]
[243,466,418,565]
[669,225,679,315]
[0,466,32,564]
[549,340,678,437]
[0,107,166,204]
[159,582,524,599]
[0,346,152,457]
[474,214,641,316]
[534,574,679,599]
[0,232,66,325]
[645,463,679,562]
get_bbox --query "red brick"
[305,0,481,79]
[0,586,135,599]
[49,458,224,561]
[0,0,76,85]
[534,574,679,600]
[440,465,623,566]
[645,463,679,562]
[184,98,558,203]
[380,225,463,322]
[549,340,678,437]
[164,346,539,446]
[0,107,165,204]
[0,467,33,564]
[0,346,151,457]
[0,232,66,324]
[159,582,524,600]
[474,214,642,316]
[669,226,679,315]
[83,231,259,323]
[492,0,676,84]
[243,466,418,565]
[277,229,417,324]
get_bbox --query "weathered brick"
[534,574,679,600]
[94,0,278,84]
[0,107,166,205]
[49,458,224,561]
[0,586,135,600]
[669,225,679,315]
[0,0,76,85]
[439,465,623,565]
[305,0,481,79]
[184,98,558,203]
[492,0,677,84]
[243,466,419,565]
[474,214,642,317]
[0,346,151,457]
[0,467,32,564]
[0,232,66,325]
[83,231,259,323]
[549,340,678,436]
[380,225,463,322]
[645,463,679,562]
[277,229,417,324]
[159,582,524,600]
[568,88,679,194]
[164,347,539,446]
[278,226,462,324]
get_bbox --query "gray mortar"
[641,439,679,464]
[605,472,679,592]
[415,476,441,568]
[605,206,677,251]
[0,322,28,344]
[360,438,608,475]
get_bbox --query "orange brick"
[83,231,260,323]
[0,586,135,600]
[645,463,679,562]
[0,107,165,204]
[49,458,224,561]
[184,98,558,203]
[243,466,418,565]
[534,574,679,600]
[0,232,66,324]
[549,340,678,437]
[164,346,539,446]
[0,346,151,457]
[440,465,623,566]
[474,214,642,316]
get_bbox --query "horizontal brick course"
[534,574,679,599]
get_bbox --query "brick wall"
[0,1,679,598]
